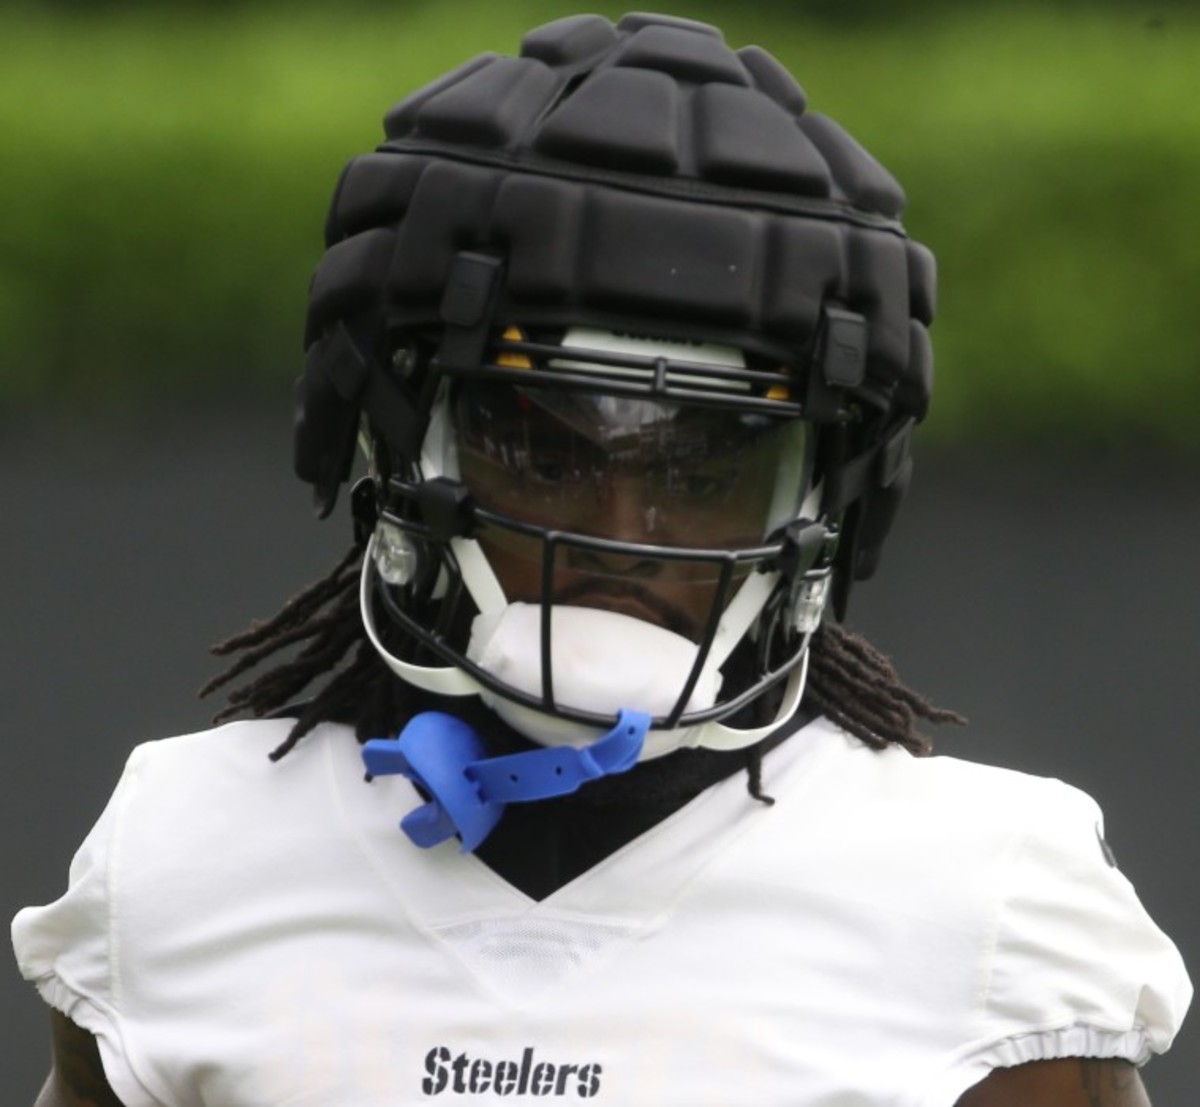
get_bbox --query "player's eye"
[532,459,566,482]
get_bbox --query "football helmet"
[294,13,936,759]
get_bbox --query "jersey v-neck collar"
[325,715,837,928]
[325,717,840,1005]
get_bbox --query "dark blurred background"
[3,0,1196,1100]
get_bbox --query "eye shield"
[450,327,811,556]
[453,380,809,553]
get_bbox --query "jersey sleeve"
[11,744,161,1107]
[973,778,1190,1069]
[919,777,1192,1106]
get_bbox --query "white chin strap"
[360,533,810,761]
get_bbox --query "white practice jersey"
[12,716,1191,1107]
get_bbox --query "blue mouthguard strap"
[361,709,651,853]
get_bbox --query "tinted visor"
[453,382,808,552]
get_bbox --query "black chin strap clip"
[775,519,838,581]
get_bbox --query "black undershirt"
[447,696,810,900]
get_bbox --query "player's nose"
[567,477,663,576]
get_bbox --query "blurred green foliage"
[2,1,1198,449]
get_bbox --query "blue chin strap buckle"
[361,709,652,853]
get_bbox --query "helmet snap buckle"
[788,574,831,636]
[374,520,421,586]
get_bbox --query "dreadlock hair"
[202,545,965,772]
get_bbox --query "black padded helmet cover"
[297,12,936,594]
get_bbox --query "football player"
[17,13,1189,1106]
